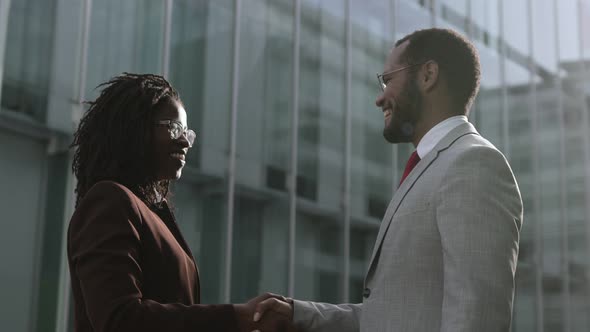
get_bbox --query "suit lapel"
[365,149,438,271]
[365,122,479,280]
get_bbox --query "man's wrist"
[285,297,295,321]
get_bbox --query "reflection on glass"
[295,0,346,301]
[530,1,565,330]
[168,0,234,304]
[1,1,589,330]
[170,0,234,170]
[1,0,57,120]
[85,0,163,101]
[173,182,227,304]
[473,0,504,152]
[296,213,343,302]
[349,0,393,302]
[396,0,432,38]
[563,75,590,328]
[231,0,293,302]
[557,3,590,328]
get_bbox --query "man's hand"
[234,292,295,332]
[253,293,294,329]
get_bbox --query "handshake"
[234,293,298,332]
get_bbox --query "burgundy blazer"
[67,180,239,332]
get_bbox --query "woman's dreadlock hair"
[71,72,181,207]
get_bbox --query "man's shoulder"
[445,132,504,160]
[433,122,501,158]
[434,133,514,182]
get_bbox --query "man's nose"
[375,92,386,108]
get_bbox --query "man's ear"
[420,60,439,92]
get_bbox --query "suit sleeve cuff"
[185,304,239,331]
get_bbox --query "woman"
[67,73,276,332]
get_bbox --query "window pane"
[170,0,234,172]
[349,0,392,302]
[173,181,228,303]
[228,0,294,302]
[295,0,346,302]
[168,0,235,304]
[1,0,57,121]
[558,1,590,330]
[85,0,163,100]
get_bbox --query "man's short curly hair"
[71,72,181,206]
[396,28,481,113]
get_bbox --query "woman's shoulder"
[73,180,148,223]
[85,180,137,200]
[79,180,146,212]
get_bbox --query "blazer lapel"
[365,122,479,280]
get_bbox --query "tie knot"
[399,151,421,185]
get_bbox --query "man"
[252,28,523,332]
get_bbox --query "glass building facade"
[1,0,589,331]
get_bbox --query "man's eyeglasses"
[377,62,426,92]
[155,120,196,147]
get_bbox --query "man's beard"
[383,77,422,143]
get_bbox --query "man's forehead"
[384,40,409,70]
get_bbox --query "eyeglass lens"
[169,122,196,146]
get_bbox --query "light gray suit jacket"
[293,122,523,332]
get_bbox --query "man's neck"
[411,111,465,147]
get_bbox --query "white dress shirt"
[416,115,468,158]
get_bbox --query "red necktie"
[399,150,421,185]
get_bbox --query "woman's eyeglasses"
[155,120,196,147]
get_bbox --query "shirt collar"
[416,115,468,158]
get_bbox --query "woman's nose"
[177,132,190,148]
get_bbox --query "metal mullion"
[342,0,352,303]
[576,0,590,319]
[552,1,570,330]
[466,0,477,125]
[30,148,50,332]
[78,0,92,108]
[0,0,10,108]
[55,155,78,332]
[224,0,242,303]
[54,1,93,331]
[161,0,173,78]
[390,0,399,194]
[288,0,301,298]
[498,0,510,159]
[430,0,437,27]
[497,1,517,327]
[527,0,544,330]
[466,0,472,38]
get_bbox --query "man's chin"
[383,127,413,144]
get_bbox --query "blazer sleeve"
[436,146,523,332]
[292,300,361,332]
[68,182,238,332]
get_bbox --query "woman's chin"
[156,167,183,181]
